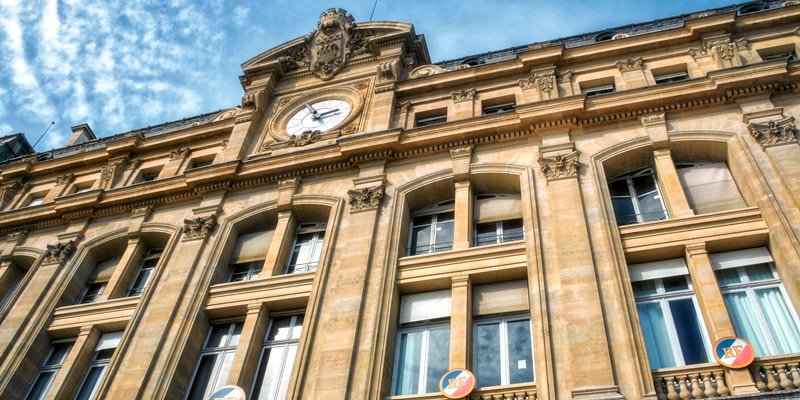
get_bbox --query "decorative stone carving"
[182,215,217,241]
[640,113,666,128]
[100,158,128,186]
[211,108,238,122]
[278,177,299,190]
[0,181,26,207]
[56,173,75,186]
[6,230,26,242]
[126,158,141,171]
[377,60,401,82]
[42,240,77,264]
[689,37,748,60]
[131,205,153,218]
[278,44,308,72]
[310,8,356,80]
[347,185,384,212]
[518,76,535,90]
[747,116,798,147]
[557,70,573,84]
[341,125,359,135]
[409,64,446,79]
[615,57,643,72]
[449,145,473,160]
[170,148,191,160]
[611,33,630,40]
[529,41,553,50]
[535,71,556,92]
[539,151,580,180]
[396,101,412,113]
[289,130,321,147]
[355,81,370,90]
[688,45,709,58]
[241,90,263,112]
[452,88,477,103]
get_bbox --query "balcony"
[751,354,800,393]
[388,383,536,400]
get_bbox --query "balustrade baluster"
[655,378,668,400]
[789,363,800,389]
[700,372,715,398]
[665,376,679,400]
[713,371,730,396]
[776,364,793,390]
[688,374,703,398]
[678,375,691,400]
[766,365,780,391]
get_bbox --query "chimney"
[66,124,96,146]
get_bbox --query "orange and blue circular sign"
[713,337,755,369]
[205,385,246,400]
[439,368,476,399]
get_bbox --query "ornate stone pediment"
[539,151,580,180]
[182,215,217,241]
[43,240,77,264]
[747,116,798,147]
[348,185,385,212]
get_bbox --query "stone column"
[396,101,412,129]
[746,115,800,207]
[652,149,694,219]
[45,173,76,201]
[226,303,269,389]
[46,325,99,400]
[367,59,401,132]
[452,89,477,119]
[684,243,758,395]
[157,148,191,179]
[100,238,145,300]
[616,57,648,90]
[218,84,272,162]
[449,275,471,369]
[451,146,473,251]
[539,140,622,400]
[299,180,384,399]
[265,178,300,277]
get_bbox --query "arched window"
[608,167,668,225]
[408,199,455,256]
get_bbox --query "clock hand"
[317,108,340,118]
[305,103,321,119]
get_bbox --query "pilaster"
[157,148,191,179]
[100,238,145,300]
[46,325,99,400]
[449,275,471,370]
[46,173,76,201]
[652,149,694,219]
[452,88,477,119]
[368,59,401,132]
[227,303,270,389]
[615,57,647,90]
[451,145,473,251]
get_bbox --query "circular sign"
[713,336,755,369]
[439,368,476,399]
[205,385,246,400]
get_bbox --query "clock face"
[285,99,352,136]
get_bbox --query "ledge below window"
[386,382,536,400]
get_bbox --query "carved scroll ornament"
[182,215,217,241]
[539,151,580,180]
[43,240,77,264]
[452,88,477,103]
[747,116,797,147]
[348,185,385,212]
[289,130,322,147]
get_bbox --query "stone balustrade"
[469,383,537,400]
[653,364,729,400]
[751,355,800,392]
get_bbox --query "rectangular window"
[250,314,304,400]
[758,45,798,62]
[415,109,447,128]
[482,101,516,115]
[27,196,45,207]
[676,162,746,214]
[74,186,93,194]
[285,223,325,274]
[712,248,800,356]
[581,83,615,97]
[127,249,162,296]
[408,200,455,256]
[139,171,160,183]
[608,167,668,225]
[629,259,712,369]
[393,291,451,395]
[472,281,533,388]
[73,332,121,400]
[654,70,689,85]
[77,258,119,304]
[229,230,273,282]
[474,194,523,246]
[24,340,74,400]
[188,158,213,170]
[186,322,243,400]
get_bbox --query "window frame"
[581,83,615,97]
[284,222,326,274]
[632,275,714,369]
[24,339,75,400]
[608,167,669,225]
[415,112,448,128]
[127,248,162,296]
[474,219,524,247]
[250,313,304,400]
[482,101,516,115]
[654,70,690,85]
[73,333,121,400]
[77,282,106,305]
[472,313,535,388]
[185,321,243,400]
[392,319,451,395]
[407,200,455,256]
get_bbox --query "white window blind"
[710,247,773,270]
[474,194,522,223]
[472,280,529,316]
[95,331,123,351]
[399,290,451,324]
[88,258,119,283]
[677,162,746,214]
[230,230,274,263]
[629,258,688,282]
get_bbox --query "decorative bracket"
[747,116,797,147]
[539,150,580,181]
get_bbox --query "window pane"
[437,211,454,222]
[715,269,741,286]
[632,175,657,196]
[410,225,432,255]
[212,352,235,392]
[228,323,243,347]
[74,366,106,400]
[129,268,154,295]
[745,264,774,282]
[632,280,657,297]
[755,288,800,354]
[412,215,432,226]
[474,322,501,388]
[475,222,498,247]
[668,298,708,365]
[268,317,294,342]
[206,326,229,348]
[46,342,73,366]
[506,319,534,384]
[611,197,637,225]
[501,219,524,242]
[637,302,676,369]
[637,191,667,222]
[608,179,631,197]
[187,355,217,400]
[394,331,423,395]
[433,220,453,252]
[425,326,450,393]
[662,276,689,292]
[277,345,298,399]
[724,292,773,356]
[291,317,303,340]
[25,372,54,400]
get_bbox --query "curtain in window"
[724,292,773,356]
[677,162,746,214]
[637,302,675,369]
[395,331,423,395]
[756,288,800,354]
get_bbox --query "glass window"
[717,262,800,356]
[285,223,325,274]
[633,275,712,369]
[24,340,74,400]
[473,316,534,388]
[251,314,304,400]
[186,322,243,400]
[676,162,746,214]
[127,249,162,296]
[27,197,44,207]
[229,261,264,282]
[78,283,106,304]
[74,332,121,400]
[581,83,615,97]
[608,167,668,225]
[0,264,25,310]
[482,102,516,115]
[408,200,455,256]
[475,219,523,246]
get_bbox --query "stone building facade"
[1,2,800,399]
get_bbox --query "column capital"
[182,214,217,241]
[747,116,797,148]
[347,185,385,213]
[685,242,708,256]
[451,275,471,288]
[42,240,77,265]
[539,150,579,181]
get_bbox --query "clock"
[285,99,352,135]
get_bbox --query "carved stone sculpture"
[310,8,356,80]
[182,215,217,240]
[56,173,75,186]
[348,185,385,212]
[43,240,77,264]
[748,117,798,147]
[170,148,191,160]
[615,57,643,72]
[289,130,322,147]
[540,151,580,180]
[452,88,477,103]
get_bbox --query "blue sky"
[0,0,738,151]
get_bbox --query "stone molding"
[536,71,556,92]
[56,173,75,186]
[278,177,299,190]
[131,205,153,219]
[182,215,217,241]
[747,116,798,147]
[377,60,400,82]
[449,145,473,160]
[347,185,384,212]
[396,101,412,113]
[640,113,666,128]
[452,88,477,103]
[615,57,644,72]
[0,181,27,208]
[557,70,573,84]
[540,150,580,180]
[289,130,322,147]
[42,240,77,264]
[100,158,129,186]
[689,37,747,60]
[169,148,191,160]
[6,230,26,243]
